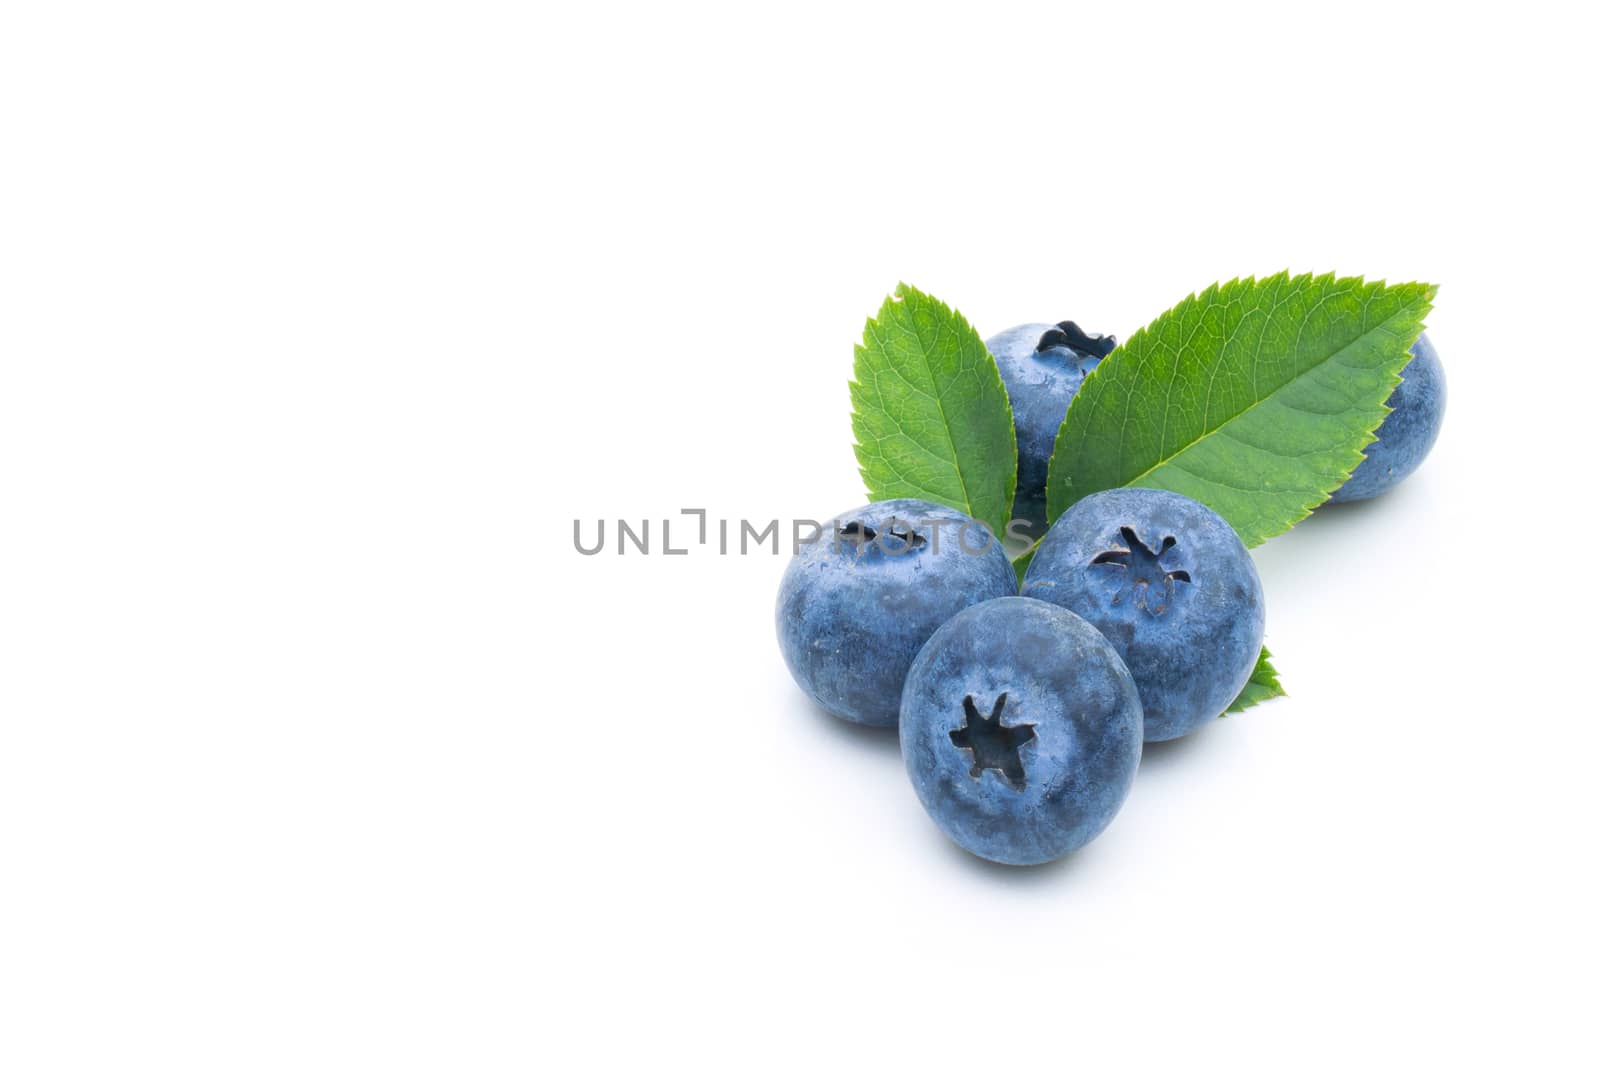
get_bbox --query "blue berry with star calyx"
[1022,488,1264,742]
[900,596,1143,865]
[776,499,1016,728]
[987,320,1116,540]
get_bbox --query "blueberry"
[776,499,1016,728]
[1022,488,1264,742]
[987,320,1116,540]
[1328,332,1447,503]
[899,597,1143,865]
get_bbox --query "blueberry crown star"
[948,693,1037,791]
[1034,320,1117,359]
[1090,525,1192,617]
[835,518,927,556]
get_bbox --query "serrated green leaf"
[1010,548,1033,586]
[1045,272,1436,546]
[850,283,1018,536]
[1222,646,1286,716]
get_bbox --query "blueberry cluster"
[776,320,1446,866]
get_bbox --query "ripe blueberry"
[900,597,1143,865]
[987,320,1116,539]
[1022,488,1264,742]
[1328,332,1447,503]
[775,499,1016,728]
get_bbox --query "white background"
[2,2,1596,1062]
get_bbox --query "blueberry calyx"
[836,518,928,556]
[1091,525,1191,617]
[947,692,1036,790]
[1035,320,1117,359]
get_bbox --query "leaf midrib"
[895,302,981,522]
[861,290,987,523]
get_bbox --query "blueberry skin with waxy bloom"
[776,499,1017,728]
[900,597,1143,865]
[1328,332,1447,503]
[1023,488,1264,742]
[987,321,1117,540]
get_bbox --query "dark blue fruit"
[1022,488,1264,742]
[776,499,1016,728]
[900,597,1143,865]
[1328,332,1447,503]
[987,321,1116,540]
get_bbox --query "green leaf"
[1045,272,1436,546]
[1222,646,1286,716]
[1010,543,1036,585]
[850,283,1018,536]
